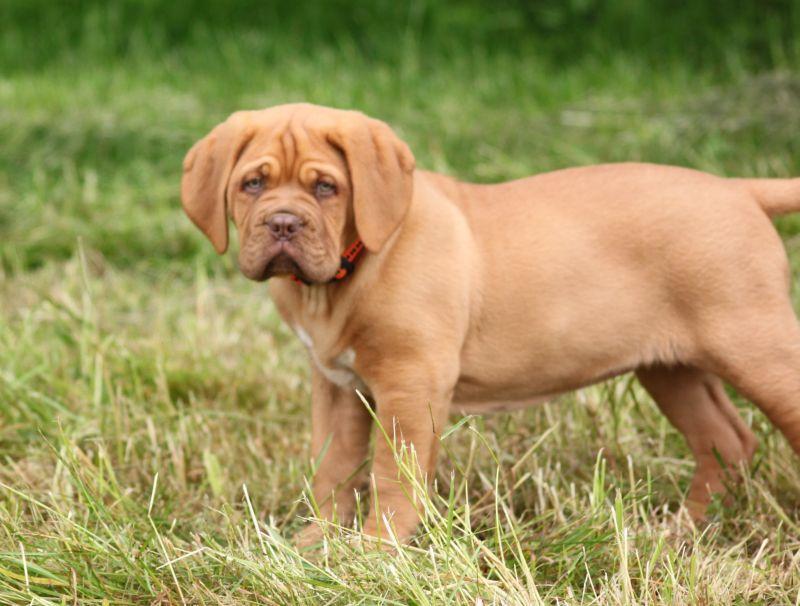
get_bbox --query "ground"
[2,2,800,604]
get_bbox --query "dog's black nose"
[266,213,302,240]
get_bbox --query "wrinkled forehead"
[234,106,347,181]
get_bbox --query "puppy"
[182,103,800,543]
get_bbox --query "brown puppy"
[182,103,800,544]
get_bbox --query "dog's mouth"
[239,240,310,282]
[239,232,342,284]
[263,251,305,280]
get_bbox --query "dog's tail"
[734,177,800,217]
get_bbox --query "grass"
[2,1,800,603]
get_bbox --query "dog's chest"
[293,325,361,388]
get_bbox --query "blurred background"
[2,0,800,273]
[3,1,800,602]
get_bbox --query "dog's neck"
[268,198,412,341]
[300,282,333,316]
[271,243,372,321]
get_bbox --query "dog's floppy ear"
[328,113,415,252]
[181,113,254,254]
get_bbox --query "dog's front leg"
[296,368,372,547]
[361,373,453,544]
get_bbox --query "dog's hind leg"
[636,365,757,519]
[702,302,800,459]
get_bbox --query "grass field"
[3,1,800,603]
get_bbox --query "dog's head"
[181,103,415,283]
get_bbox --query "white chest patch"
[294,326,358,387]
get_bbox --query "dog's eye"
[314,180,337,198]
[243,176,265,193]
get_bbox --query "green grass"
[3,1,800,603]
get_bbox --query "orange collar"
[291,239,365,285]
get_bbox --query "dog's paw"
[293,522,328,550]
[348,531,397,553]
[356,519,412,553]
